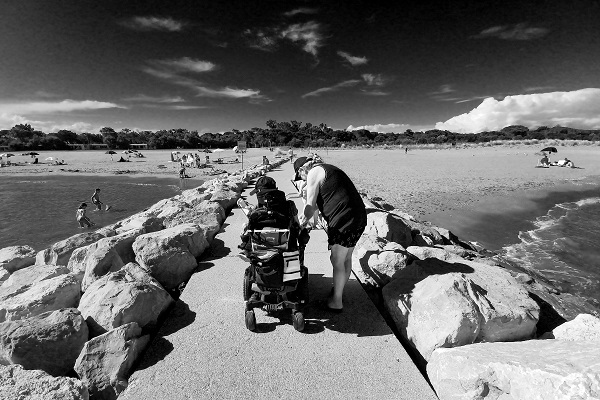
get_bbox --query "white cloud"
[280,21,324,57]
[123,94,185,103]
[473,23,549,40]
[435,88,600,133]
[153,57,216,73]
[48,121,95,133]
[0,100,123,115]
[283,8,319,17]
[196,86,262,99]
[347,123,412,133]
[243,28,278,51]
[338,51,368,66]
[301,80,361,98]
[362,73,390,87]
[122,16,185,32]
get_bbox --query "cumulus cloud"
[362,73,390,87]
[243,28,279,51]
[283,8,319,17]
[196,86,262,99]
[280,21,324,57]
[435,88,600,133]
[338,51,368,66]
[347,123,412,133]
[301,80,361,98]
[121,16,186,32]
[473,23,549,40]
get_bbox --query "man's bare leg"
[328,244,355,310]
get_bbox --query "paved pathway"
[122,160,438,400]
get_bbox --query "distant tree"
[100,127,118,148]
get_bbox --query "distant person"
[262,155,270,166]
[539,154,550,167]
[179,165,186,179]
[91,188,103,211]
[76,203,95,228]
[32,157,38,164]
[288,149,294,160]
[405,147,408,154]
[296,157,367,313]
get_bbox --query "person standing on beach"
[296,157,367,312]
[76,203,95,228]
[91,188,103,211]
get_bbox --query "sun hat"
[249,175,277,195]
[293,156,309,181]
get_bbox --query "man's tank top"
[316,164,366,233]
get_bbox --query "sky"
[1,0,599,134]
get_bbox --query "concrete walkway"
[122,160,438,400]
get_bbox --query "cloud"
[435,88,600,132]
[473,23,549,40]
[283,8,319,17]
[301,80,361,98]
[121,16,186,32]
[123,94,185,103]
[152,57,217,73]
[243,28,279,51]
[0,100,124,115]
[338,51,368,66]
[347,123,412,133]
[362,73,390,87]
[280,21,324,57]
[360,90,390,96]
[143,58,269,102]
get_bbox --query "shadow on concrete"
[133,300,196,371]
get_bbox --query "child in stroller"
[238,176,310,332]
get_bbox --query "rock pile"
[353,197,600,399]
[0,160,283,399]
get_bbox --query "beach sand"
[0,148,282,179]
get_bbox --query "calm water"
[502,196,600,308]
[0,175,204,251]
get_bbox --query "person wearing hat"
[295,157,367,313]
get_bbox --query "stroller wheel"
[292,311,305,332]
[245,310,256,331]
[243,267,253,301]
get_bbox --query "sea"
[0,174,204,251]
[428,179,600,312]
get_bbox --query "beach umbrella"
[202,149,212,153]
[541,146,557,153]
[45,157,56,161]
[105,150,117,155]
[1,153,15,157]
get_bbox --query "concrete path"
[122,160,438,400]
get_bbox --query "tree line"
[1,122,599,152]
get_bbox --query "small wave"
[125,183,160,187]
[16,180,47,184]
[575,197,600,207]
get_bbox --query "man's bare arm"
[300,166,325,227]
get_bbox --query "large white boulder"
[351,234,412,288]
[133,223,209,290]
[546,313,600,341]
[75,322,150,400]
[78,263,173,337]
[69,229,144,292]
[162,201,225,243]
[0,270,80,323]
[36,231,109,266]
[113,213,164,235]
[0,308,88,376]
[0,364,89,400]
[0,245,36,273]
[383,257,539,361]
[179,187,212,207]
[363,210,413,248]
[427,340,600,400]
[209,188,238,212]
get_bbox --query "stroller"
[238,185,310,332]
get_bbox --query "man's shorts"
[327,224,366,249]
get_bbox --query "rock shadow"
[133,299,196,371]
[391,258,476,293]
[305,273,393,337]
